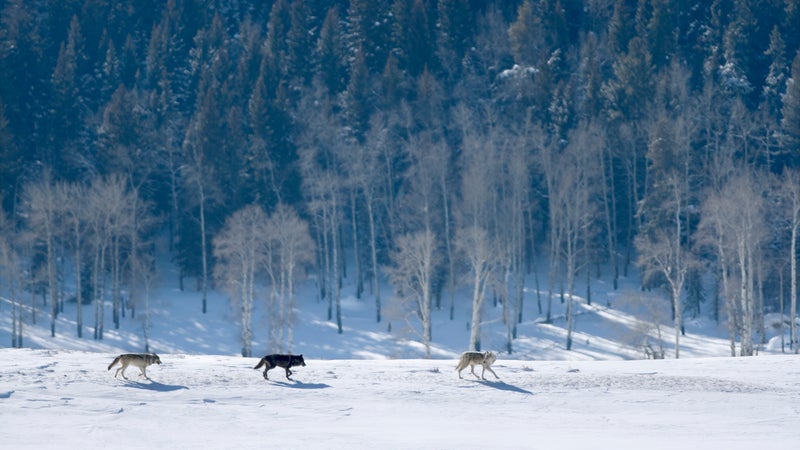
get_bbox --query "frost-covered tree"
[263,204,315,353]
[388,229,437,358]
[213,204,268,357]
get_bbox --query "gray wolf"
[455,351,499,380]
[254,354,306,380]
[107,353,162,380]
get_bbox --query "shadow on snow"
[460,379,534,395]
[267,380,331,389]
[121,380,190,392]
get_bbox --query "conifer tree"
[782,50,800,154]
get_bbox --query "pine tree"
[347,0,391,73]
[763,25,787,117]
[782,50,800,156]
[436,0,475,83]
[0,97,23,212]
[508,0,542,67]
[345,44,370,141]
[50,16,82,148]
[316,6,347,96]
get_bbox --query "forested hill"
[1,1,800,355]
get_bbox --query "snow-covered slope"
[0,267,750,361]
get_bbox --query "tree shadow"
[268,380,331,389]
[122,380,189,392]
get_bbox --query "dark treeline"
[1,0,799,356]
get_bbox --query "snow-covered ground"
[2,255,800,448]
[1,349,799,449]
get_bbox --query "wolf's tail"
[107,355,121,371]
[253,357,265,370]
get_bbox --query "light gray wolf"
[254,354,306,380]
[107,353,162,380]
[455,351,499,380]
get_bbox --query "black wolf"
[253,354,306,380]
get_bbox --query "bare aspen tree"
[58,181,88,337]
[697,187,737,356]
[361,119,390,322]
[637,119,695,357]
[297,88,345,333]
[302,164,344,333]
[264,204,314,352]
[507,141,531,329]
[134,250,156,353]
[636,65,698,358]
[395,131,442,268]
[453,103,508,351]
[457,226,496,352]
[339,119,388,319]
[87,181,108,340]
[0,208,23,347]
[728,173,767,356]
[125,188,154,319]
[107,177,134,330]
[437,139,457,322]
[388,229,438,357]
[552,122,601,351]
[698,170,767,356]
[397,103,452,318]
[636,209,689,358]
[782,169,800,353]
[492,131,531,353]
[21,170,60,337]
[213,204,268,357]
[183,152,213,314]
[85,176,128,339]
[540,137,562,324]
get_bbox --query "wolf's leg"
[470,365,480,379]
[141,366,149,379]
[285,367,293,379]
[263,369,270,380]
[484,365,499,379]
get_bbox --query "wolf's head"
[294,355,306,367]
[151,354,162,365]
[483,351,497,365]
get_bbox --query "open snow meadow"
[2,262,800,449]
[2,350,799,449]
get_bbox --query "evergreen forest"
[1,0,800,356]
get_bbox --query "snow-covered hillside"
[0,259,762,361]
[1,349,798,449]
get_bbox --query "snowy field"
[1,349,799,449]
[3,255,800,448]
